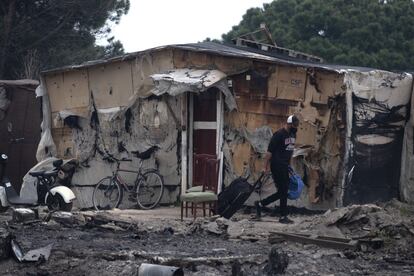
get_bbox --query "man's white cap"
[287,115,299,125]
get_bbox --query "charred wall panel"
[344,96,405,204]
[45,51,182,208]
[343,71,413,205]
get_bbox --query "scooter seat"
[29,170,46,177]
[29,170,57,178]
[43,170,58,177]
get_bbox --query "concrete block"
[12,208,37,223]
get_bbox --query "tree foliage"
[0,0,130,79]
[222,0,414,71]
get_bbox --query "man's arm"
[264,152,272,173]
[265,132,278,173]
[264,130,279,173]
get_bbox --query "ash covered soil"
[0,200,413,276]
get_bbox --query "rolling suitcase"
[217,173,265,219]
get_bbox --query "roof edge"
[0,79,39,87]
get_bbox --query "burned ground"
[0,201,413,276]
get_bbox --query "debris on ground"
[268,231,358,250]
[263,246,289,275]
[0,200,412,275]
[138,263,184,276]
[12,208,37,223]
[0,227,11,260]
[11,239,53,262]
[50,211,86,227]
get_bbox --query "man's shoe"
[279,216,294,224]
[254,201,262,218]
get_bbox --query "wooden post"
[181,94,188,196]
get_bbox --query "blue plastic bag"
[288,166,304,200]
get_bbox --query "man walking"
[255,115,299,224]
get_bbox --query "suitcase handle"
[253,172,266,189]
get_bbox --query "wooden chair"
[186,154,215,193]
[180,155,219,220]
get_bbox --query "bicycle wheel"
[135,171,164,210]
[93,177,123,211]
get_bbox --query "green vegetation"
[222,0,414,71]
[0,0,130,79]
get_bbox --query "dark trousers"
[260,164,289,216]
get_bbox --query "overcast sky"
[111,0,273,53]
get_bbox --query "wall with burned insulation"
[224,65,346,209]
[43,50,181,207]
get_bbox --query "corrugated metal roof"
[41,42,376,74]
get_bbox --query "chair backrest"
[193,154,215,187]
[204,158,219,193]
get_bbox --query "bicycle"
[92,146,164,211]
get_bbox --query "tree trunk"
[0,0,16,79]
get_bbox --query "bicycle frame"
[113,159,145,193]
[94,151,164,211]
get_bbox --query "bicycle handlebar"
[10,137,24,143]
[103,146,159,164]
[131,146,159,160]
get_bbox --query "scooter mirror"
[7,122,12,133]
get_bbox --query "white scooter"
[0,123,77,212]
[0,154,77,212]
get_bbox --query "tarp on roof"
[150,69,237,110]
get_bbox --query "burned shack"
[32,42,413,209]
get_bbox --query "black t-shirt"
[267,128,296,167]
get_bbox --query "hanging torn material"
[150,69,237,110]
[241,126,273,154]
[36,77,57,161]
